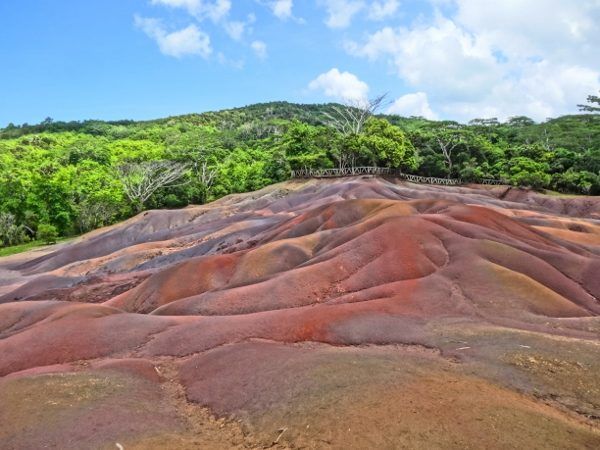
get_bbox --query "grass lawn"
[0,238,72,258]
[542,189,586,198]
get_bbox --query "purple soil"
[0,177,599,448]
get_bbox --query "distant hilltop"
[2,100,599,137]
[0,100,598,251]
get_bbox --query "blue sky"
[1,0,599,127]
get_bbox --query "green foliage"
[552,169,599,195]
[0,212,29,247]
[503,157,551,188]
[279,121,333,170]
[0,102,597,248]
[359,118,418,169]
[37,223,58,245]
[0,240,45,257]
[212,147,273,196]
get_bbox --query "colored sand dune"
[0,178,599,449]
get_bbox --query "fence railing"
[291,166,396,178]
[290,166,506,186]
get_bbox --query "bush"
[552,169,599,195]
[37,223,59,245]
[504,157,551,189]
[0,212,29,247]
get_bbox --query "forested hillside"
[1,101,599,246]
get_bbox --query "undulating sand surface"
[1,177,599,449]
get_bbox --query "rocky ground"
[0,177,599,449]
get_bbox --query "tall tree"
[578,91,600,113]
[324,94,387,136]
[428,125,465,178]
[117,161,189,212]
[194,159,217,204]
[323,94,388,169]
[359,118,418,170]
[280,121,331,170]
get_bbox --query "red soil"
[0,177,599,448]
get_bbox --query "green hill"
[1,102,598,246]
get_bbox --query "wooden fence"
[291,166,396,178]
[290,166,506,186]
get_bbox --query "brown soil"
[0,177,599,448]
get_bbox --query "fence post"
[289,166,504,185]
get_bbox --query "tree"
[428,125,465,178]
[264,146,290,182]
[75,199,118,233]
[578,91,600,113]
[0,101,597,245]
[506,116,535,127]
[280,121,332,170]
[37,223,58,245]
[194,159,217,203]
[503,157,551,189]
[359,118,418,170]
[30,162,77,234]
[212,147,272,196]
[117,161,190,212]
[0,212,28,247]
[552,169,598,195]
[324,94,388,136]
[323,94,388,168]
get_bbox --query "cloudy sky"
[1,0,599,126]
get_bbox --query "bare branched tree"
[194,160,217,203]
[197,160,217,189]
[117,160,190,212]
[323,94,388,169]
[0,212,28,246]
[323,94,388,137]
[436,137,460,178]
[428,127,465,178]
[76,199,117,233]
[540,127,554,151]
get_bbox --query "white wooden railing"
[290,166,506,186]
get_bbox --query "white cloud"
[368,0,399,21]
[309,68,369,103]
[223,21,246,41]
[224,13,257,42]
[260,0,304,23]
[207,0,231,22]
[151,0,231,22]
[346,1,600,121]
[452,0,600,62]
[135,16,212,58]
[347,19,500,99]
[439,62,600,121]
[388,92,438,119]
[148,0,252,60]
[270,0,294,20]
[319,0,400,27]
[251,40,268,59]
[217,52,245,69]
[319,0,365,28]
[151,0,198,11]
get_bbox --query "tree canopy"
[0,101,598,247]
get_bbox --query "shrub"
[37,223,59,245]
[0,212,29,247]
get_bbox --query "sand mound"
[0,177,599,448]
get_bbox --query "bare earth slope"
[1,177,599,449]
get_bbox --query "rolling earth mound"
[1,177,599,449]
